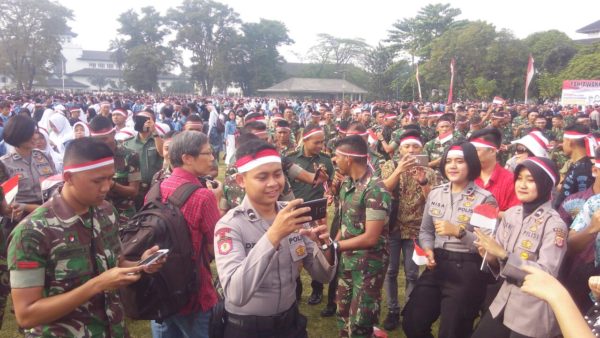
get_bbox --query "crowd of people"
[0,91,599,338]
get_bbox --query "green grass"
[0,268,417,338]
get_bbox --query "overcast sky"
[57,0,598,62]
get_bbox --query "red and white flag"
[447,58,455,105]
[524,54,535,103]
[438,130,453,144]
[470,204,499,230]
[1,175,19,205]
[40,174,63,193]
[415,63,423,102]
[412,240,429,266]
[492,96,505,105]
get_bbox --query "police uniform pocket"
[516,239,539,261]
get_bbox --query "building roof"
[79,50,114,61]
[69,68,122,77]
[68,68,181,80]
[258,77,367,94]
[35,78,88,89]
[575,37,600,45]
[577,20,600,34]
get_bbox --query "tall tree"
[168,0,240,95]
[0,0,73,90]
[111,7,178,92]
[308,34,368,66]
[363,44,399,99]
[387,3,463,61]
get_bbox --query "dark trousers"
[223,305,307,338]
[472,310,532,338]
[402,249,487,338]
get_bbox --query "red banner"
[447,58,455,105]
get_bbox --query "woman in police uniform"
[472,157,566,338]
[0,116,56,222]
[402,141,497,338]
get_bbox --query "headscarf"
[514,157,558,217]
[38,108,55,130]
[48,113,73,154]
[37,128,64,172]
[73,121,90,138]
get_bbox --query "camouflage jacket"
[424,136,455,163]
[8,195,126,338]
[107,144,141,218]
[337,168,391,270]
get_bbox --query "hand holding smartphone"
[138,249,169,267]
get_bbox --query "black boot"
[320,303,336,317]
[383,311,400,331]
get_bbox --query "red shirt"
[158,167,220,313]
[475,163,520,212]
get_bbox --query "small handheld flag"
[412,239,429,266]
[1,176,19,205]
[470,204,499,230]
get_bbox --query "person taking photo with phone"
[215,139,336,338]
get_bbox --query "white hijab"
[37,128,63,172]
[48,113,73,154]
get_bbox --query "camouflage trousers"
[336,259,388,338]
[0,226,9,329]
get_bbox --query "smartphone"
[138,249,169,267]
[414,154,429,167]
[296,198,327,221]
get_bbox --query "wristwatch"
[456,224,467,239]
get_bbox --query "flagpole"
[448,58,455,105]
[416,63,422,102]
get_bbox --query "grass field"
[0,265,431,338]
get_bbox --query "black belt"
[434,249,481,263]
[226,304,298,331]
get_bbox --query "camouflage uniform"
[367,148,385,178]
[107,144,141,224]
[499,124,514,166]
[336,169,391,338]
[420,126,436,143]
[276,141,297,157]
[551,127,564,143]
[424,136,455,164]
[326,136,341,155]
[7,195,127,337]
[323,121,337,144]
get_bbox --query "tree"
[363,44,399,99]
[309,34,369,66]
[559,44,600,80]
[168,0,241,95]
[387,3,463,61]
[88,75,109,91]
[0,0,73,90]
[524,30,577,73]
[111,7,178,92]
[232,19,293,95]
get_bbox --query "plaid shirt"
[159,167,220,313]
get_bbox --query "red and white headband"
[470,138,497,150]
[335,149,368,158]
[112,109,127,117]
[235,148,281,173]
[276,127,291,132]
[185,122,203,128]
[595,159,600,169]
[526,158,557,185]
[64,157,114,173]
[90,127,115,137]
[384,114,397,120]
[563,131,587,139]
[447,145,464,158]
[302,128,324,140]
[400,136,422,147]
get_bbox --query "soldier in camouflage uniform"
[89,116,141,224]
[424,117,458,170]
[0,161,9,329]
[326,120,348,156]
[7,138,163,338]
[551,115,564,143]
[274,120,297,157]
[346,123,385,177]
[323,110,337,144]
[331,136,391,338]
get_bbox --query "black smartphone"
[133,115,149,132]
[296,198,327,221]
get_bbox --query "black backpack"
[119,182,201,321]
